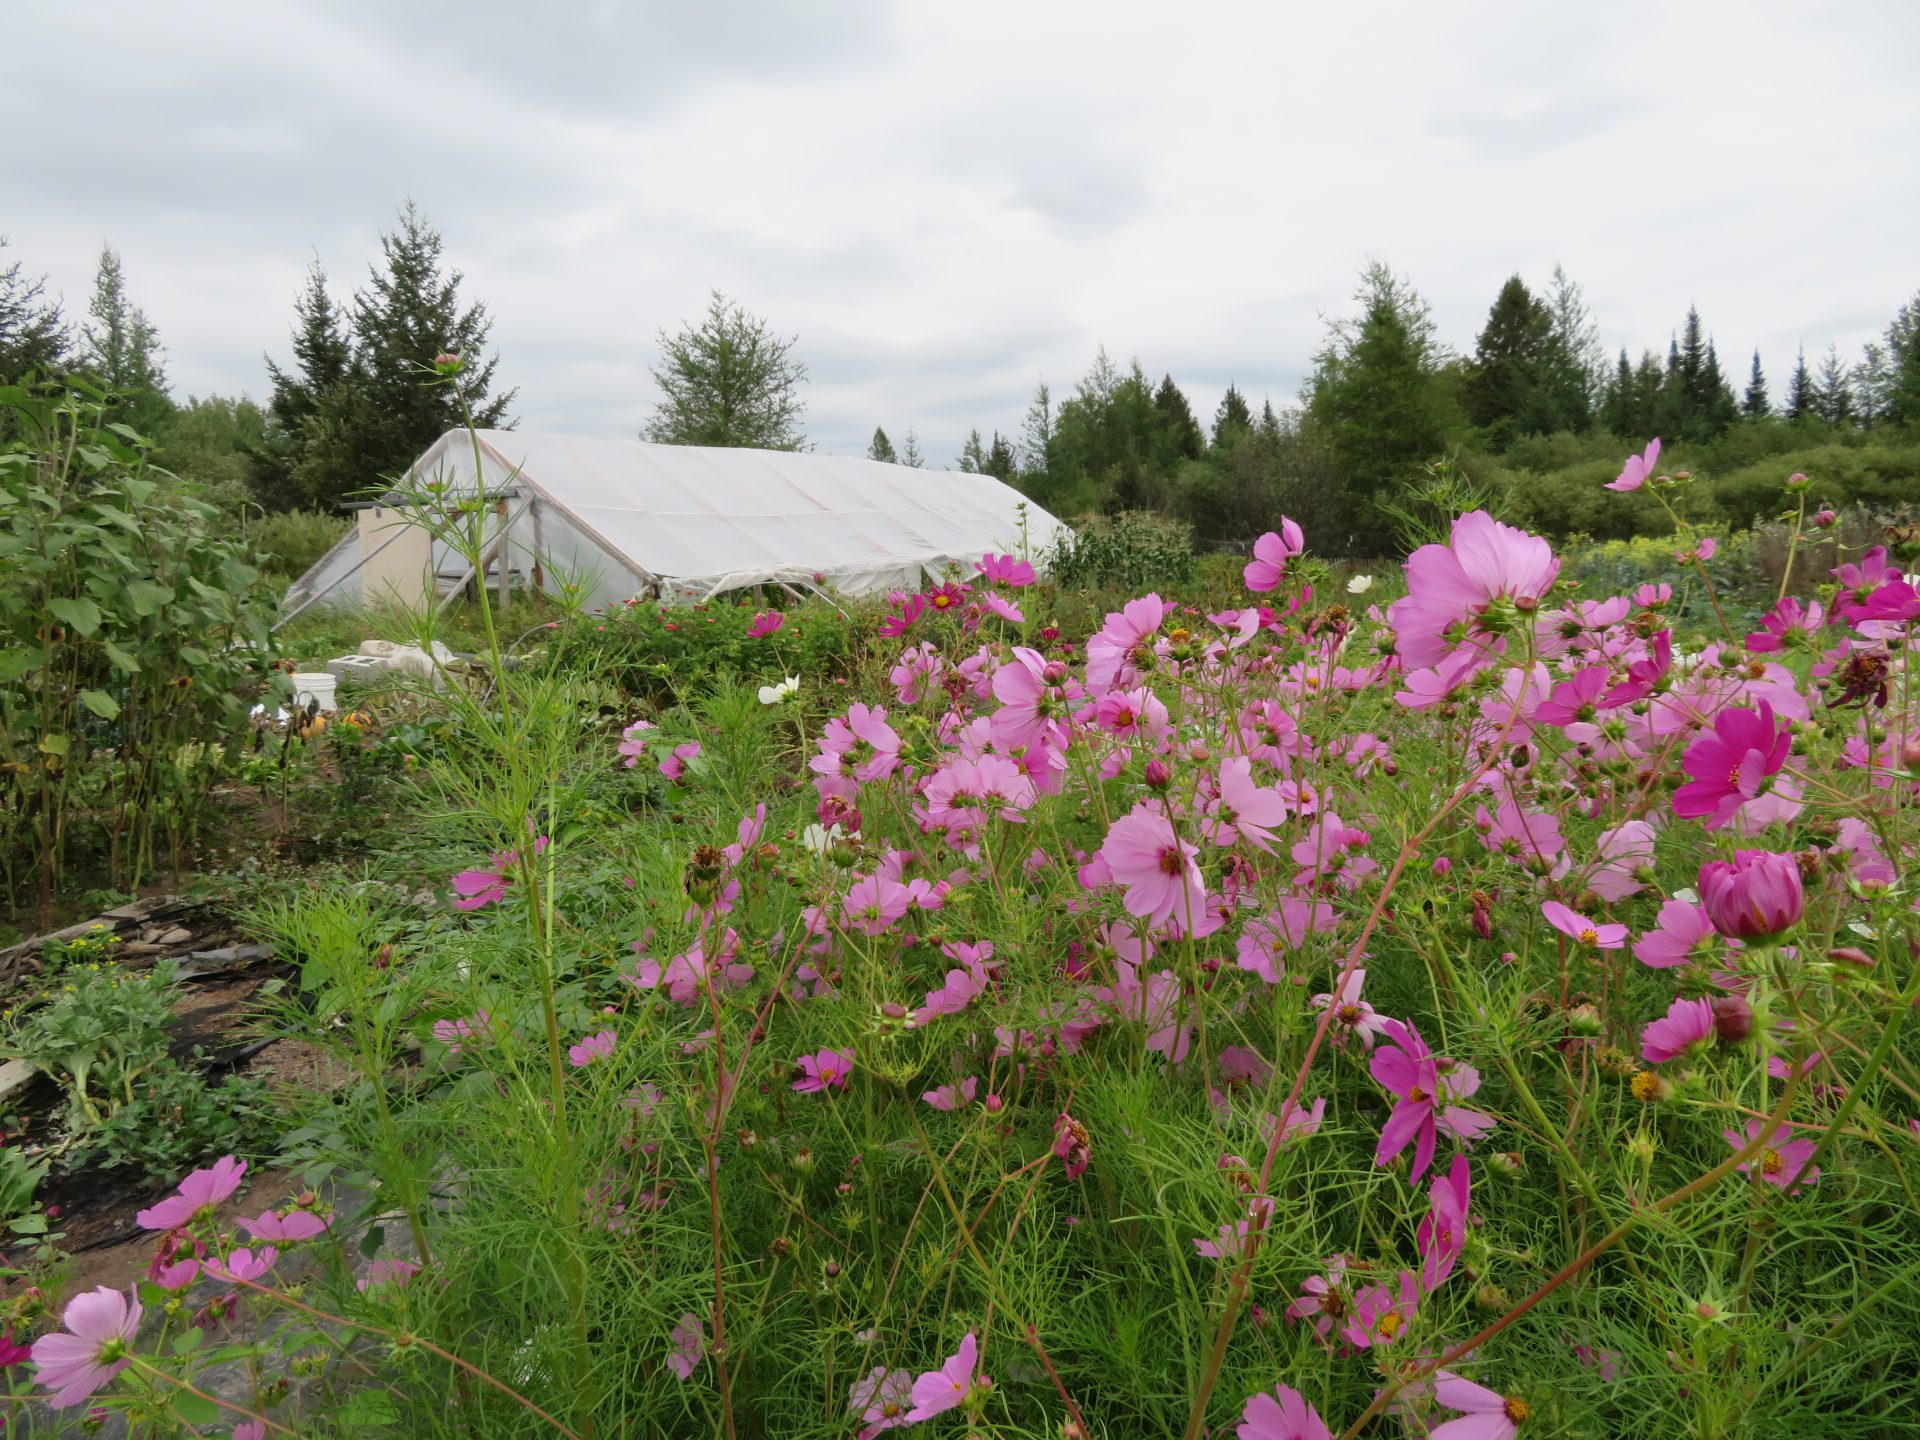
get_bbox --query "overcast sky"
[7,1,1916,463]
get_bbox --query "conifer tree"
[295,203,515,510]
[1599,349,1634,435]
[256,262,352,508]
[1784,346,1815,422]
[1853,342,1892,428]
[1811,344,1854,426]
[646,288,799,450]
[1151,374,1204,462]
[867,426,897,463]
[1742,349,1770,420]
[957,428,987,473]
[899,428,924,468]
[1883,292,1920,427]
[1211,384,1252,449]
[1464,275,1556,444]
[0,237,69,386]
[79,245,172,434]
[982,431,1017,483]
[1017,381,1054,496]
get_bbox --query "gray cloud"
[6,0,1918,466]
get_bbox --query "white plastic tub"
[291,671,339,713]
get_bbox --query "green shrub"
[251,508,350,579]
[1042,509,1196,592]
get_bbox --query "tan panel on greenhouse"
[358,505,434,612]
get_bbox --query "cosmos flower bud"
[1143,759,1172,791]
[1826,946,1874,973]
[1710,995,1753,1045]
[1698,850,1804,940]
[1813,508,1837,528]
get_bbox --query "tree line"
[5,217,1917,557]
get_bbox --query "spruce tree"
[0,237,69,386]
[1853,343,1892,428]
[1151,374,1204,463]
[1784,346,1815,422]
[1542,265,1601,427]
[1700,341,1739,435]
[79,245,172,434]
[1742,350,1770,420]
[1811,344,1854,426]
[899,428,924,468]
[1017,382,1055,498]
[983,431,1017,483]
[296,203,515,510]
[1598,349,1634,435]
[866,426,897,463]
[256,262,352,508]
[1464,275,1555,444]
[1882,293,1920,427]
[957,428,987,473]
[1211,384,1252,449]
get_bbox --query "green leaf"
[171,1324,206,1356]
[0,647,42,682]
[103,640,141,674]
[167,1390,221,1426]
[127,579,175,616]
[360,1224,386,1258]
[78,689,121,721]
[47,597,103,636]
[37,734,70,758]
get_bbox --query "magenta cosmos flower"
[1724,1119,1820,1193]
[1606,436,1661,493]
[1634,898,1719,970]
[568,1029,617,1068]
[1097,804,1206,930]
[1243,519,1305,593]
[30,1286,141,1407]
[746,610,785,639]
[792,1048,854,1093]
[667,1312,705,1380]
[1238,1382,1332,1440]
[1388,511,1560,669]
[1370,1019,1494,1183]
[1419,1153,1472,1291]
[851,1365,913,1437]
[1541,900,1627,950]
[1697,850,1805,940]
[1343,1269,1420,1349]
[1640,995,1715,1063]
[905,1332,979,1422]
[1430,1371,1531,1440]
[1672,702,1791,828]
[977,552,1036,587]
[135,1155,246,1231]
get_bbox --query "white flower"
[758,675,801,706]
[1346,574,1373,594]
[801,822,849,854]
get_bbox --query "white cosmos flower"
[758,675,801,706]
[802,822,852,854]
[1346,574,1374,594]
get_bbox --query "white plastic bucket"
[291,671,339,713]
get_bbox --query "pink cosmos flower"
[1343,1269,1420,1349]
[977,553,1036,587]
[1724,1119,1820,1193]
[1531,664,1610,726]
[793,1048,854,1093]
[922,1077,980,1111]
[746,610,785,639]
[1698,850,1805,940]
[1745,597,1824,654]
[1312,968,1389,1049]
[920,940,994,1019]
[1640,996,1715,1063]
[568,1029,617,1068]
[357,1258,420,1291]
[1430,1371,1530,1440]
[234,1423,267,1440]
[1606,437,1661,492]
[981,591,1025,623]
[1600,629,1672,708]
[906,1332,979,1422]
[1052,1113,1092,1179]
[241,1208,329,1244]
[851,1365,914,1437]
[152,1258,199,1291]
[29,1286,142,1407]
[432,1009,491,1054]
[1194,1196,1274,1261]
[1238,1382,1332,1440]
[668,1312,705,1380]
[1086,594,1171,690]
[206,1246,280,1283]
[1541,900,1627,950]
[843,872,914,935]
[1672,702,1790,828]
[1588,820,1656,902]
[1286,1256,1355,1339]
[451,835,551,908]
[1244,519,1306,593]
[1419,1154,1472,1291]
[1208,757,1290,852]
[135,1155,246,1231]
[1371,1020,1493,1183]
[616,719,656,767]
[658,741,701,781]
[1098,804,1206,930]
[1633,898,1718,969]
[1389,511,1560,669]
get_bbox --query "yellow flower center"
[1375,1312,1404,1341]
[1761,1148,1783,1175]
[1504,1396,1530,1424]
[1578,927,1598,944]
